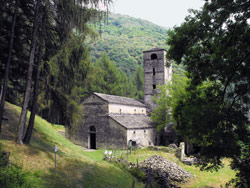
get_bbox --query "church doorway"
[89,126,96,149]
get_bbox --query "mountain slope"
[89,14,169,75]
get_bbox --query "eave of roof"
[143,48,166,53]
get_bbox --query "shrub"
[0,143,37,188]
[128,168,146,182]
[0,164,33,188]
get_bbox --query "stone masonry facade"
[143,48,172,112]
[67,48,171,149]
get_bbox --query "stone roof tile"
[94,92,146,107]
[110,115,155,129]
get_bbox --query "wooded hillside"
[88,14,169,75]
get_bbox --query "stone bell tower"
[143,48,172,112]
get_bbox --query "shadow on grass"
[39,158,142,188]
[0,105,19,141]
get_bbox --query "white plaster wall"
[127,128,155,146]
[109,104,146,115]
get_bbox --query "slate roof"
[110,115,155,129]
[94,92,146,107]
[143,48,166,53]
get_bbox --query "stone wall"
[127,128,155,146]
[109,104,146,115]
[143,48,172,112]
[66,94,128,149]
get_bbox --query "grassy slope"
[0,103,235,188]
[0,103,144,188]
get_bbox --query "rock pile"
[140,155,194,186]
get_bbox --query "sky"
[111,0,205,28]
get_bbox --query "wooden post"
[132,179,135,188]
[54,145,58,175]
[126,155,128,168]
[54,151,56,175]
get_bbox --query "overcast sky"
[111,0,205,28]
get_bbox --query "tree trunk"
[0,84,3,101]
[17,0,41,143]
[0,0,18,132]
[22,46,42,144]
[23,17,45,144]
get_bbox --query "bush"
[0,143,9,167]
[0,143,38,188]
[128,168,146,182]
[0,164,33,188]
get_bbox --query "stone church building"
[66,48,172,149]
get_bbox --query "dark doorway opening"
[90,133,96,149]
[89,126,96,149]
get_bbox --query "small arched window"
[89,126,96,132]
[151,53,157,60]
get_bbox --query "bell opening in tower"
[151,53,157,60]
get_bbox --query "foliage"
[94,52,135,97]
[128,168,146,182]
[39,34,95,126]
[131,66,144,99]
[167,0,250,185]
[0,164,36,188]
[88,14,169,75]
[0,143,37,188]
[151,72,189,131]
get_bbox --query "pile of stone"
[140,155,194,186]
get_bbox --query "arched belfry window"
[151,53,157,60]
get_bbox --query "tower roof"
[143,48,166,53]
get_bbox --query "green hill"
[88,14,169,75]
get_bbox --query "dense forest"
[0,1,162,138]
[88,14,169,75]
[0,0,114,143]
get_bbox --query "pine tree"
[0,0,19,132]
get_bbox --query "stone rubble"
[140,155,194,186]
